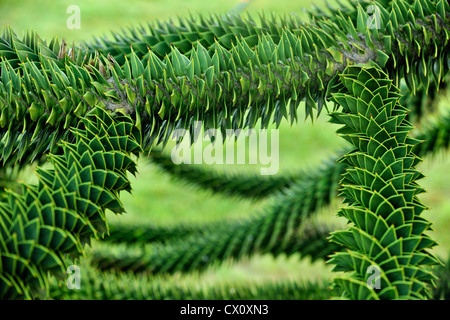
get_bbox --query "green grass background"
[3,0,450,292]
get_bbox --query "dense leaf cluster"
[0,0,449,299]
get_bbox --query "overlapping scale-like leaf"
[327,65,440,300]
[0,107,141,299]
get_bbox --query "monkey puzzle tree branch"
[0,0,448,168]
[328,65,440,300]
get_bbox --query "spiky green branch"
[90,157,343,274]
[82,0,379,62]
[92,220,338,274]
[146,101,450,202]
[148,149,302,200]
[0,0,448,169]
[328,65,440,300]
[105,220,216,245]
[96,109,450,280]
[0,0,448,301]
[0,108,141,299]
[49,261,337,300]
